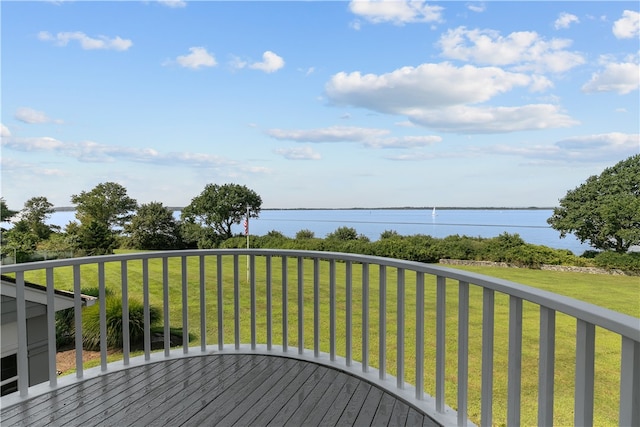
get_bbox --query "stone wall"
[438,259,629,276]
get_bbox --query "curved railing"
[1,250,638,426]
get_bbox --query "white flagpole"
[246,205,249,283]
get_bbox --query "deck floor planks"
[353,385,385,425]
[37,361,178,427]
[213,357,306,426]
[0,353,443,427]
[370,391,399,425]
[96,355,227,426]
[388,398,411,426]
[317,373,363,426]
[55,359,186,426]
[304,366,355,425]
[0,358,152,426]
[335,380,374,425]
[237,360,320,426]
[264,360,332,426]
[284,367,341,426]
[176,355,285,426]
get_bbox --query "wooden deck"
[1,354,441,426]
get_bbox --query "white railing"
[1,250,638,426]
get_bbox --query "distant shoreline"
[54,206,556,212]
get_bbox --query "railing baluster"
[314,258,320,357]
[329,259,336,361]
[282,256,288,352]
[266,255,272,350]
[46,268,56,387]
[346,260,352,366]
[362,262,370,373]
[73,265,84,375]
[163,257,170,356]
[481,288,494,427]
[282,255,289,352]
[538,306,555,426]
[575,319,595,427]
[379,265,386,380]
[250,254,256,350]
[99,262,107,371]
[298,257,304,355]
[415,271,425,400]
[507,296,523,426]
[436,275,446,413]
[458,281,470,427]
[199,255,206,352]
[16,271,28,396]
[181,256,188,354]
[234,254,240,349]
[143,258,151,360]
[121,261,130,365]
[397,268,405,389]
[619,336,640,426]
[217,255,223,350]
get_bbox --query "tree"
[76,220,116,256]
[124,202,181,250]
[71,182,138,233]
[20,196,58,240]
[547,155,640,252]
[181,183,262,243]
[1,198,17,223]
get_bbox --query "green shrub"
[55,286,115,347]
[82,296,161,350]
[379,230,400,239]
[593,251,640,273]
[296,229,315,239]
[326,227,359,241]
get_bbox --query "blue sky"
[1,1,639,210]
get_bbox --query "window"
[1,353,18,396]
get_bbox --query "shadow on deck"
[0,353,441,426]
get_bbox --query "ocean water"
[45,208,592,255]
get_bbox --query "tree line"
[1,155,639,266]
[0,182,261,261]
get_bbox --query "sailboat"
[431,207,436,216]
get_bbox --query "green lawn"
[22,253,639,426]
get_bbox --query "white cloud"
[554,12,579,30]
[582,61,640,94]
[266,126,389,142]
[324,62,578,133]
[249,51,285,73]
[1,123,11,138]
[613,10,640,39]
[438,27,585,73]
[556,132,639,151]
[266,125,441,149]
[407,104,578,134]
[0,157,68,177]
[175,47,217,69]
[38,31,132,51]
[467,3,486,13]
[157,0,186,8]
[326,63,535,112]
[274,146,322,160]
[484,132,639,163]
[15,107,63,124]
[0,133,272,175]
[349,0,443,25]
[363,135,441,148]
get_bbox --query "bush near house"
[55,286,166,350]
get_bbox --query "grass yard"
[21,253,639,426]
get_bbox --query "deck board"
[0,353,442,427]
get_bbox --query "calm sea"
[46,208,592,255]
